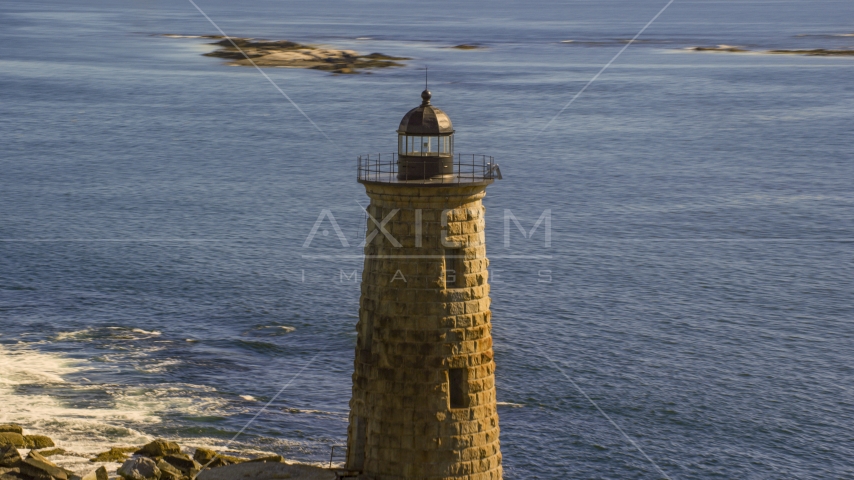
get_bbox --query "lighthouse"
[346,89,502,479]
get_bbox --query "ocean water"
[2,0,854,477]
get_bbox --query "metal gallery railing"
[357,153,501,184]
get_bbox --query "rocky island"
[165,35,410,74]
[767,48,854,56]
[684,44,854,56]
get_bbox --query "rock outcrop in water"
[685,45,749,53]
[164,35,410,74]
[21,450,70,480]
[90,447,138,463]
[117,457,160,480]
[0,432,25,448]
[24,436,55,450]
[0,425,334,480]
[134,440,180,459]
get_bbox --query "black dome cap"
[397,90,454,135]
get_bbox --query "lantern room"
[396,89,455,179]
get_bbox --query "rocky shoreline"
[163,35,410,74]
[0,425,334,480]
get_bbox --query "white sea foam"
[54,326,162,343]
[134,358,181,374]
[0,346,161,426]
[245,325,296,336]
[54,328,96,341]
[0,345,153,471]
[131,328,161,336]
[0,345,228,475]
[496,401,525,408]
[240,395,257,401]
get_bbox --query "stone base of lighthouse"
[347,183,501,480]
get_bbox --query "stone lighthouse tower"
[346,89,502,480]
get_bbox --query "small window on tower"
[349,416,367,470]
[448,368,469,409]
[444,249,462,288]
[360,316,373,364]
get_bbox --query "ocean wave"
[133,358,181,374]
[54,328,97,341]
[560,38,673,46]
[282,407,347,417]
[243,325,297,337]
[54,326,163,342]
[159,34,223,39]
[235,340,288,355]
[110,384,226,418]
[131,328,161,336]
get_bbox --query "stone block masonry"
[347,183,502,480]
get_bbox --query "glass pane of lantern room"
[431,136,439,156]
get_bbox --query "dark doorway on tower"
[448,368,470,409]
